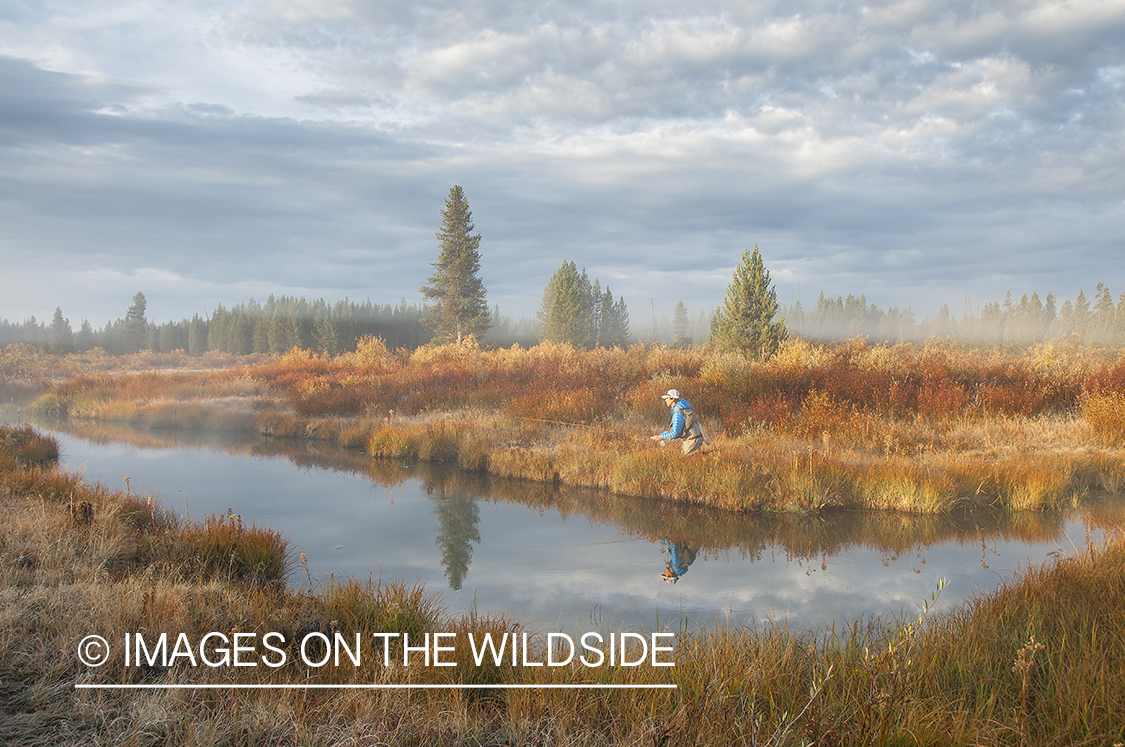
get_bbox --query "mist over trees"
[779,283,1125,347]
[1,295,434,355]
[5,279,1125,357]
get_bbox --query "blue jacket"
[658,399,695,440]
[662,539,692,578]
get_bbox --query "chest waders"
[669,406,703,440]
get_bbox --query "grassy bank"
[25,337,1125,513]
[2,424,1124,745]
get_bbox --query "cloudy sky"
[1,0,1123,327]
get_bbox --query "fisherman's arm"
[650,411,685,441]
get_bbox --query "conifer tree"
[710,245,787,357]
[672,300,690,346]
[606,293,631,347]
[537,261,590,345]
[123,292,148,353]
[76,320,95,352]
[421,186,490,344]
[48,307,73,354]
[537,261,630,347]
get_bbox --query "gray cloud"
[1,0,1123,326]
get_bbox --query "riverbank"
[23,337,1125,513]
[2,424,1124,745]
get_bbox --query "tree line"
[0,293,435,356]
[5,184,1122,358]
[782,283,1125,347]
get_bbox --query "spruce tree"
[48,307,73,354]
[537,261,590,345]
[76,320,95,352]
[421,186,490,344]
[606,293,630,346]
[537,261,630,347]
[673,300,689,346]
[123,292,148,353]
[710,245,787,357]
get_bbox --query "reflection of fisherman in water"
[660,538,698,584]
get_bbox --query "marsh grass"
[0,422,60,467]
[172,509,292,584]
[3,427,1125,744]
[24,338,1125,513]
[1083,391,1125,445]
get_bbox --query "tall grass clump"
[0,423,60,467]
[321,577,444,642]
[171,509,292,584]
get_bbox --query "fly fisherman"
[660,538,697,583]
[650,389,709,456]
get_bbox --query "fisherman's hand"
[650,435,661,442]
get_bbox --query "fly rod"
[516,416,647,440]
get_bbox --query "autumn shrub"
[916,376,969,419]
[1083,392,1125,445]
[343,334,395,370]
[173,510,291,584]
[792,389,851,439]
[506,385,617,423]
[291,385,366,417]
[0,423,60,467]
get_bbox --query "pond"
[38,418,1125,635]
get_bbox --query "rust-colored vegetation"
[3,425,1125,744]
[26,336,1125,513]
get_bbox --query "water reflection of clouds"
[50,426,1115,634]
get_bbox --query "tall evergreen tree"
[672,300,690,346]
[75,319,95,351]
[537,261,590,345]
[123,292,148,353]
[48,307,73,354]
[536,262,630,347]
[421,186,490,344]
[604,293,630,347]
[710,245,787,357]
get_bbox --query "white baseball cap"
[661,389,680,400]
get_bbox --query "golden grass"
[20,338,1125,514]
[3,426,1125,744]
[1083,391,1125,445]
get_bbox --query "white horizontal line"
[76,683,677,690]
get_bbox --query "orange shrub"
[1083,392,1125,445]
[719,392,797,434]
[505,385,616,423]
[791,389,851,439]
[917,376,968,419]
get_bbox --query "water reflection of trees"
[427,484,481,590]
[41,418,1123,573]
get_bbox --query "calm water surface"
[41,420,1123,634]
